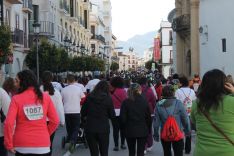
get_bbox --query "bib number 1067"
[23,105,43,121]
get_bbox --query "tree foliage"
[110,62,119,71]
[145,60,158,70]
[0,25,11,65]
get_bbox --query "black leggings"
[126,137,147,156]
[15,152,50,156]
[0,137,7,156]
[161,139,184,156]
[112,116,125,147]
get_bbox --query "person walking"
[81,80,115,156]
[175,76,196,154]
[153,85,190,156]
[110,76,127,151]
[61,74,85,155]
[120,83,151,156]
[41,71,65,156]
[0,87,11,156]
[191,69,234,156]
[4,70,59,156]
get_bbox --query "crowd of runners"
[0,69,233,156]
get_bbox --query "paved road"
[8,126,195,156]
[51,126,195,156]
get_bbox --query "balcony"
[11,28,24,46]
[5,0,22,4]
[22,0,33,13]
[69,16,78,23]
[172,14,190,34]
[91,34,105,43]
[29,21,55,38]
[59,0,70,15]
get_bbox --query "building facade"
[118,52,129,71]
[1,0,32,79]
[144,47,153,63]
[173,0,200,77]
[159,21,173,78]
[199,0,234,76]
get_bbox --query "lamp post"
[80,44,85,56]
[32,22,41,82]
[64,36,71,53]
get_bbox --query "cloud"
[111,0,175,41]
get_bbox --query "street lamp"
[63,36,71,53]
[80,44,85,56]
[32,22,41,82]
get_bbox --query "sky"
[111,0,175,41]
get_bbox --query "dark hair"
[172,73,179,79]
[91,80,110,96]
[179,76,189,87]
[67,74,75,83]
[124,79,131,88]
[110,76,124,88]
[162,85,174,98]
[17,70,43,102]
[42,71,55,95]
[197,69,226,112]
[2,77,17,95]
[127,83,141,101]
[138,77,148,85]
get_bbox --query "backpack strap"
[163,100,177,116]
[180,88,191,99]
[202,110,234,146]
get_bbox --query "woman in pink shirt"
[4,70,59,156]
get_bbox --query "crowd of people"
[0,69,233,156]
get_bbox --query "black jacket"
[81,93,115,133]
[120,95,152,138]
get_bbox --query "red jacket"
[4,88,59,150]
[111,88,127,109]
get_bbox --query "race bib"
[23,104,44,121]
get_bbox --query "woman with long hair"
[41,71,65,156]
[81,80,115,156]
[191,69,234,156]
[120,83,151,156]
[4,70,59,156]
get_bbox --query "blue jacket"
[153,98,190,140]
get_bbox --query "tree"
[145,60,158,70]
[110,62,119,71]
[0,25,11,66]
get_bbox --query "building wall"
[199,0,234,76]
[144,47,153,62]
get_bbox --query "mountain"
[117,31,157,57]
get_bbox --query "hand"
[9,148,16,154]
[225,83,234,94]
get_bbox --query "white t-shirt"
[52,82,63,92]
[74,82,86,93]
[61,84,85,114]
[85,79,100,92]
[0,88,11,137]
[175,87,196,115]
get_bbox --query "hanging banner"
[153,37,161,61]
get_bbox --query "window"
[169,30,173,45]
[222,38,226,52]
[5,9,10,26]
[91,25,95,35]
[15,14,20,29]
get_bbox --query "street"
[50,126,195,156]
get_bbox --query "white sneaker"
[144,150,147,154]
[147,146,153,152]
[63,151,71,156]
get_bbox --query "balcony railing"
[29,21,55,37]
[5,0,22,4]
[91,34,105,43]
[22,0,33,13]
[59,0,70,14]
[11,28,24,45]
[172,14,190,32]
[79,16,84,26]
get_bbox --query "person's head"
[2,77,17,95]
[91,80,110,96]
[226,75,234,85]
[127,83,142,101]
[42,71,55,95]
[179,76,189,87]
[162,85,175,98]
[138,77,148,85]
[67,74,75,84]
[197,69,227,112]
[110,76,124,88]
[124,79,131,88]
[172,73,179,79]
[16,70,43,101]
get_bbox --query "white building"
[199,0,234,76]
[125,48,138,71]
[118,52,129,71]
[2,0,32,79]
[159,21,173,78]
[144,47,153,63]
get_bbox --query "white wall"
[200,0,234,76]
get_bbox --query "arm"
[55,92,65,125]
[190,101,197,125]
[46,96,59,135]
[4,98,18,150]
[153,105,160,141]
[107,97,116,120]
[1,89,11,115]
[145,103,152,133]
[178,100,191,136]
[120,101,127,126]
[80,98,89,123]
